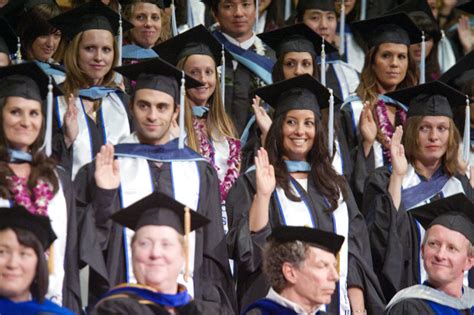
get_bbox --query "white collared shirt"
[266,288,322,315]
[221,32,257,70]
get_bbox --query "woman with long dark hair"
[226,74,385,315]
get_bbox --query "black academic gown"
[74,159,237,314]
[386,298,474,315]
[362,166,474,302]
[225,171,386,315]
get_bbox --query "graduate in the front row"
[385,194,474,314]
[226,74,385,315]
[243,226,345,315]
[363,81,474,302]
[91,192,214,314]
[74,57,236,313]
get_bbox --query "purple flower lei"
[193,118,241,201]
[8,176,54,216]
[375,100,407,163]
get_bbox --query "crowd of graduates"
[0,0,473,314]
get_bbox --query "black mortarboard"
[0,0,58,16]
[114,57,203,100]
[268,226,345,255]
[387,0,437,25]
[0,17,17,55]
[409,193,474,244]
[255,74,342,118]
[351,13,422,49]
[48,0,134,40]
[111,192,210,234]
[385,81,466,118]
[457,0,474,14]
[296,0,336,13]
[0,206,57,250]
[118,0,171,8]
[153,24,228,66]
[0,62,62,102]
[440,50,474,91]
[257,23,337,58]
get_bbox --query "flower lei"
[8,176,54,216]
[193,118,241,201]
[375,99,407,163]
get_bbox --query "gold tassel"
[336,251,340,275]
[48,245,54,275]
[184,206,190,282]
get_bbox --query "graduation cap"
[296,0,336,13]
[440,50,474,91]
[48,0,134,40]
[351,13,422,49]
[456,0,474,14]
[115,57,203,148]
[0,62,62,101]
[385,81,466,118]
[409,193,474,244]
[268,226,345,255]
[255,74,342,118]
[257,23,337,58]
[0,206,57,250]
[114,57,202,100]
[112,191,210,280]
[153,24,227,66]
[118,0,171,9]
[0,17,18,56]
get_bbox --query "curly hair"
[263,239,310,293]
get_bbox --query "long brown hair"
[0,227,49,303]
[63,30,119,96]
[403,116,460,176]
[265,112,347,210]
[176,56,238,153]
[0,97,59,199]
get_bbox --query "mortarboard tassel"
[463,96,471,162]
[184,206,191,282]
[14,36,22,64]
[117,3,123,66]
[220,44,226,105]
[179,71,186,149]
[420,31,426,84]
[187,0,194,28]
[360,0,367,20]
[171,0,179,37]
[284,0,291,20]
[255,0,260,33]
[48,245,54,275]
[321,37,326,86]
[328,88,334,157]
[339,1,345,57]
[45,76,53,156]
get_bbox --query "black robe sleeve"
[385,299,436,315]
[350,140,376,209]
[57,168,82,313]
[192,162,238,315]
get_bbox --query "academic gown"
[225,170,386,315]
[385,283,474,315]
[74,144,237,314]
[362,166,474,302]
[90,284,206,315]
[0,297,74,315]
[53,91,132,179]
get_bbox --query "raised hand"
[359,102,377,157]
[470,165,474,188]
[252,96,272,144]
[63,94,78,148]
[390,126,408,177]
[95,144,120,190]
[255,148,275,197]
[169,117,180,140]
[457,15,474,54]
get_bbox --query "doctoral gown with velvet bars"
[362,166,474,302]
[74,159,237,314]
[386,298,474,315]
[225,170,386,315]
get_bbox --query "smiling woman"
[48,1,134,179]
